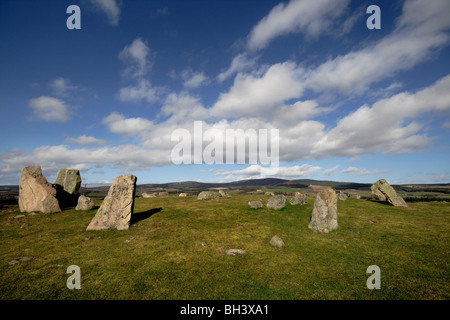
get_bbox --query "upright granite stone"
[54,169,81,207]
[54,169,81,195]
[308,189,338,233]
[86,175,137,231]
[18,165,61,214]
[266,195,286,210]
[289,193,307,205]
[371,179,408,207]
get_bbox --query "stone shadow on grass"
[130,207,163,226]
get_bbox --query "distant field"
[0,195,448,300]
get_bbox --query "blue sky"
[0,0,449,186]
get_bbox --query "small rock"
[270,236,285,248]
[124,239,132,243]
[226,249,246,256]
[8,256,35,266]
[266,195,286,210]
[14,215,26,219]
[364,220,374,224]
[248,200,263,209]
[28,212,38,216]
[179,193,187,197]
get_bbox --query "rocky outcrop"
[308,189,338,233]
[18,165,61,214]
[86,175,137,231]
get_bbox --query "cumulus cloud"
[211,61,305,118]
[117,79,162,103]
[102,112,154,136]
[119,38,153,79]
[310,74,450,158]
[247,0,350,51]
[305,0,450,96]
[65,135,108,146]
[89,0,121,26]
[28,96,72,123]
[213,164,320,181]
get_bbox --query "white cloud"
[117,79,161,103]
[65,135,108,146]
[305,0,450,96]
[310,74,450,158]
[214,164,321,180]
[28,96,72,123]
[217,53,257,82]
[247,0,350,50]
[49,77,78,97]
[181,69,208,89]
[89,0,121,26]
[119,38,152,79]
[341,166,391,176]
[211,61,305,118]
[323,165,339,176]
[102,112,154,136]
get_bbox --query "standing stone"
[75,195,95,211]
[289,193,307,205]
[197,191,220,200]
[54,169,81,195]
[54,169,81,207]
[266,195,286,210]
[371,179,408,207]
[18,165,61,214]
[308,189,338,233]
[86,175,137,231]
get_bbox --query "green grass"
[0,195,448,300]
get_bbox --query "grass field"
[0,195,448,300]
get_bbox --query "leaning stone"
[75,195,95,211]
[371,179,408,207]
[248,200,263,209]
[54,169,81,195]
[226,249,246,256]
[308,189,338,233]
[86,175,137,231]
[18,165,61,214]
[197,191,220,200]
[289,193,307,205]
[270,236,285,248]
[266,195,286,210]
